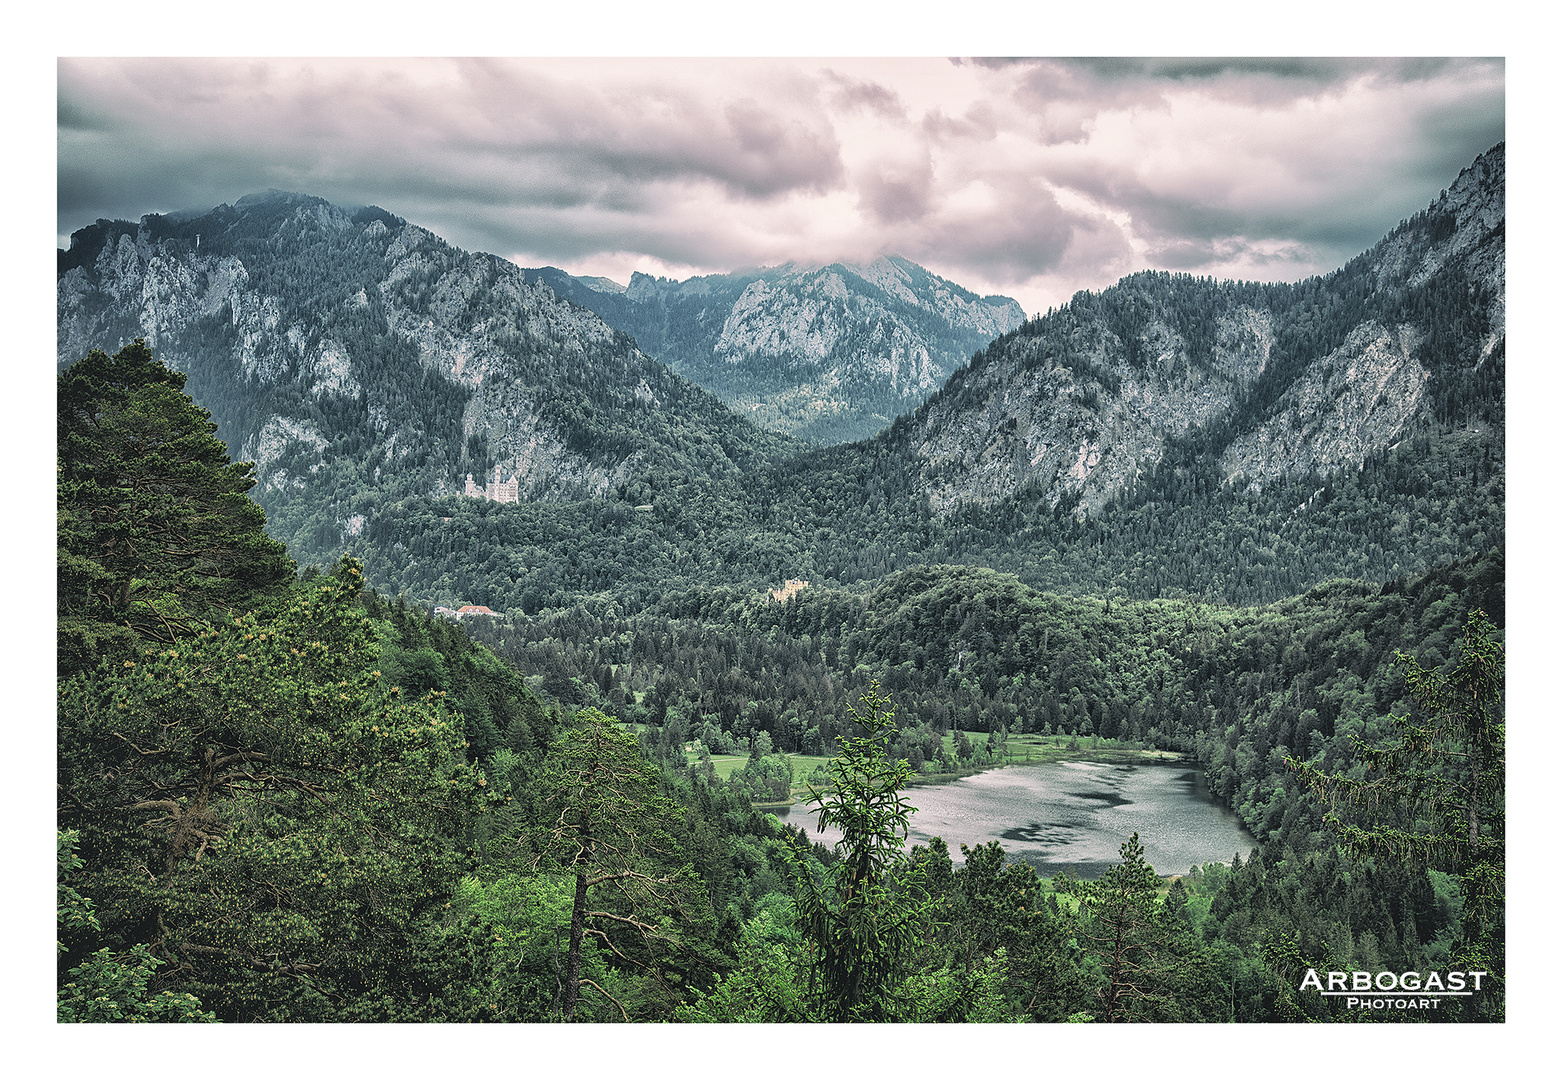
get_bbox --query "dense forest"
[57,341,1503,1024]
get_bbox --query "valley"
[57,144,1506,1024]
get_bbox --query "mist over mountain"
[521,257,1025,444]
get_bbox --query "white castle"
[464,464,520,504]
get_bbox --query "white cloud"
[57,57,1503,317]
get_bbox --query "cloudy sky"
[57,56,1503,316]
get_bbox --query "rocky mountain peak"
[540,255,1025,443]
[888,146,1504,519]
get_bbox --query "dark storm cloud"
[57,58,845,225]
[985,56,1504,281]
[441,65,846,201]
[822,70,908,119]
[1068,57,1399,83]
[991,56,1489,94]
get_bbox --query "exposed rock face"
[56,191,788,549]
[905,298,1275,515]
[526,255,1025,443]
[1219,321,1427,490]
[459,387,643,502]
[378,227,622,391]
[888,144,1504,517]
[1372,145,1506,362]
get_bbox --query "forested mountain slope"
[57,192,798,559]
[522,257,1025,444]
[883,144,1503,516]
[57,147,1503,613]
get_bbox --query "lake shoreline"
[763,744,1196,809]
[775,750,1254,881]
[905,746,1188,789]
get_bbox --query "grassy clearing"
[942,730,1180,765]
[687,751,833,788]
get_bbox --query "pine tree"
[532,708,712,1021]
[1060,833,1182,1022]
[58,339,294,676]
[1287,609,1504,1018]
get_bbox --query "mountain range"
[57,191,796,556]
[521,257,1025,443]
[56,144,1504,610]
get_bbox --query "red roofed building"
[455,604,500,618]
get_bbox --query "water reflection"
[774,759,1256,879]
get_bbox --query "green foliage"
[435,872,624,1022]
[58,944,220,1024]
[530,708,719,1020]
[905,837,1087,1021]
[56,829,97,951]
[788,681,935,1020]
[57,830,217,1023]
[1058,833,1182,1022]
[1287,609,1504,1018]
[363,589,553,760]
[728,752,794,803]
[58,560,488,1021]
[57,339,294,676]
[674,898,816,1022]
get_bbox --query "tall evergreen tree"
[788,681,934,1020]
[1060,833,1182,1022]
[532,708,714,1021]
[58,339,294,677]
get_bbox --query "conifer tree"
[57,560,488,1020]
[532,708,712,1021]
[1059,833,1181,1022]
[58,339,294,676]
[1287,609,1504,1017]
[788,681,934,1020]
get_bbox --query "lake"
[774,758,1257,879]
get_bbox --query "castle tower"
[484,463,519,503]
